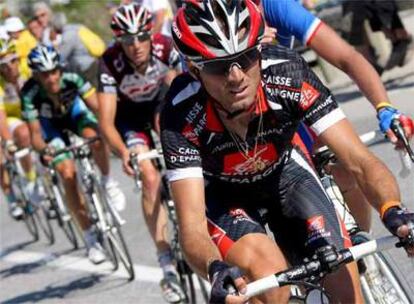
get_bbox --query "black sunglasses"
[194,45,261,76]
[117,32,151,45]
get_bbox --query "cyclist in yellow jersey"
[0,38,35,219]
[4,17,37,78]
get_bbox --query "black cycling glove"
[382,206,414,236]
[208,260,243,304]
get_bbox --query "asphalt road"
[1,72,414,303]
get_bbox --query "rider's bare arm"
[152,9,167,34]
[97,92,128,158]
[0,109,12,141]
[28,120,47,152]
[319,119,400,211]
[164,69,178,87]
[309,25,390,109]
[82,90,99,116]
[170,178,223,278]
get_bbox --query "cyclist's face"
[0,56,19,82]
[198,59,261,113]
[37,69,61,94]
[121,36,151,70]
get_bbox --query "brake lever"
[395,222,414,248]
[391,119,414,163]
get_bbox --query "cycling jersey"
[21,72,95,121]
[262,0,323,46]
[161,44,345,185]
[98,33,180,146]
[98,33,180,105]
[0,77,26,118]
[0,58,31,119]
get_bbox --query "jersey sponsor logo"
[307,215,325,233]
[172,22,182,39]
[265,85,301,101]
[265,75,292,86]
[305,215,331,246]
[40,103,53,118]
[182,113,207,145]
[114,53,125,73]
[185,102,203,124]
[153,42,165,59]
[304,95,334,121]
[207,220,226,245]
[211,141,235,154]
[223,144,278,176]
[100,73,117,85]
[300,82,320,110]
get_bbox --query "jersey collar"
[205,83,269,132]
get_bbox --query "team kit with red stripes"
[98,33,180,146]
[161,44,351,262]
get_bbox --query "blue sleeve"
[262,0,322,46]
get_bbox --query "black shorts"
[115,84,169,147]
[206,148,351,264]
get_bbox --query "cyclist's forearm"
[352,154,401,212]
[310,25,390,109]
[0,111,12,141]
[180,227,222,279]
[339,52,390,109]
[100,124,128,157]
[28,121,47,151]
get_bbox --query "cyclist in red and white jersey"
[161,1,414,303]
[97,4,184,303]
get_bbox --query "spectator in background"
[4,17,37,74]
[342,0,413,72]
[0,26,9,41]
[27,18,43,41]
[120,0,173,36]
[47,13,106,87]
[32,1,53,44]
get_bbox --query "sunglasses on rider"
[193,45,261,76]
[117,32,151,45]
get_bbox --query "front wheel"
[34,201,55,245]
[353,231,414,304]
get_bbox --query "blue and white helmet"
[28,44,60,72]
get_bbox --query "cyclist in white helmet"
[22,44,125,264]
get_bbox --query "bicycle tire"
[34,202,55,244]
[22,204,39,241]
[353,232,413,304]
[51,182,79,249]
[91,177,134,280]
[89,189,119,269]
[98,179,134,280]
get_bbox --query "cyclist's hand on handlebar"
[3,140,18,159]
[377,105,413,147]
[208,260,247,304]
[261,26,277,45]
[40,146,55,166]
[121,152,135,176]
[382,206,414,256]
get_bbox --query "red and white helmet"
[111,3,153,37]
[172,0,264,62]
